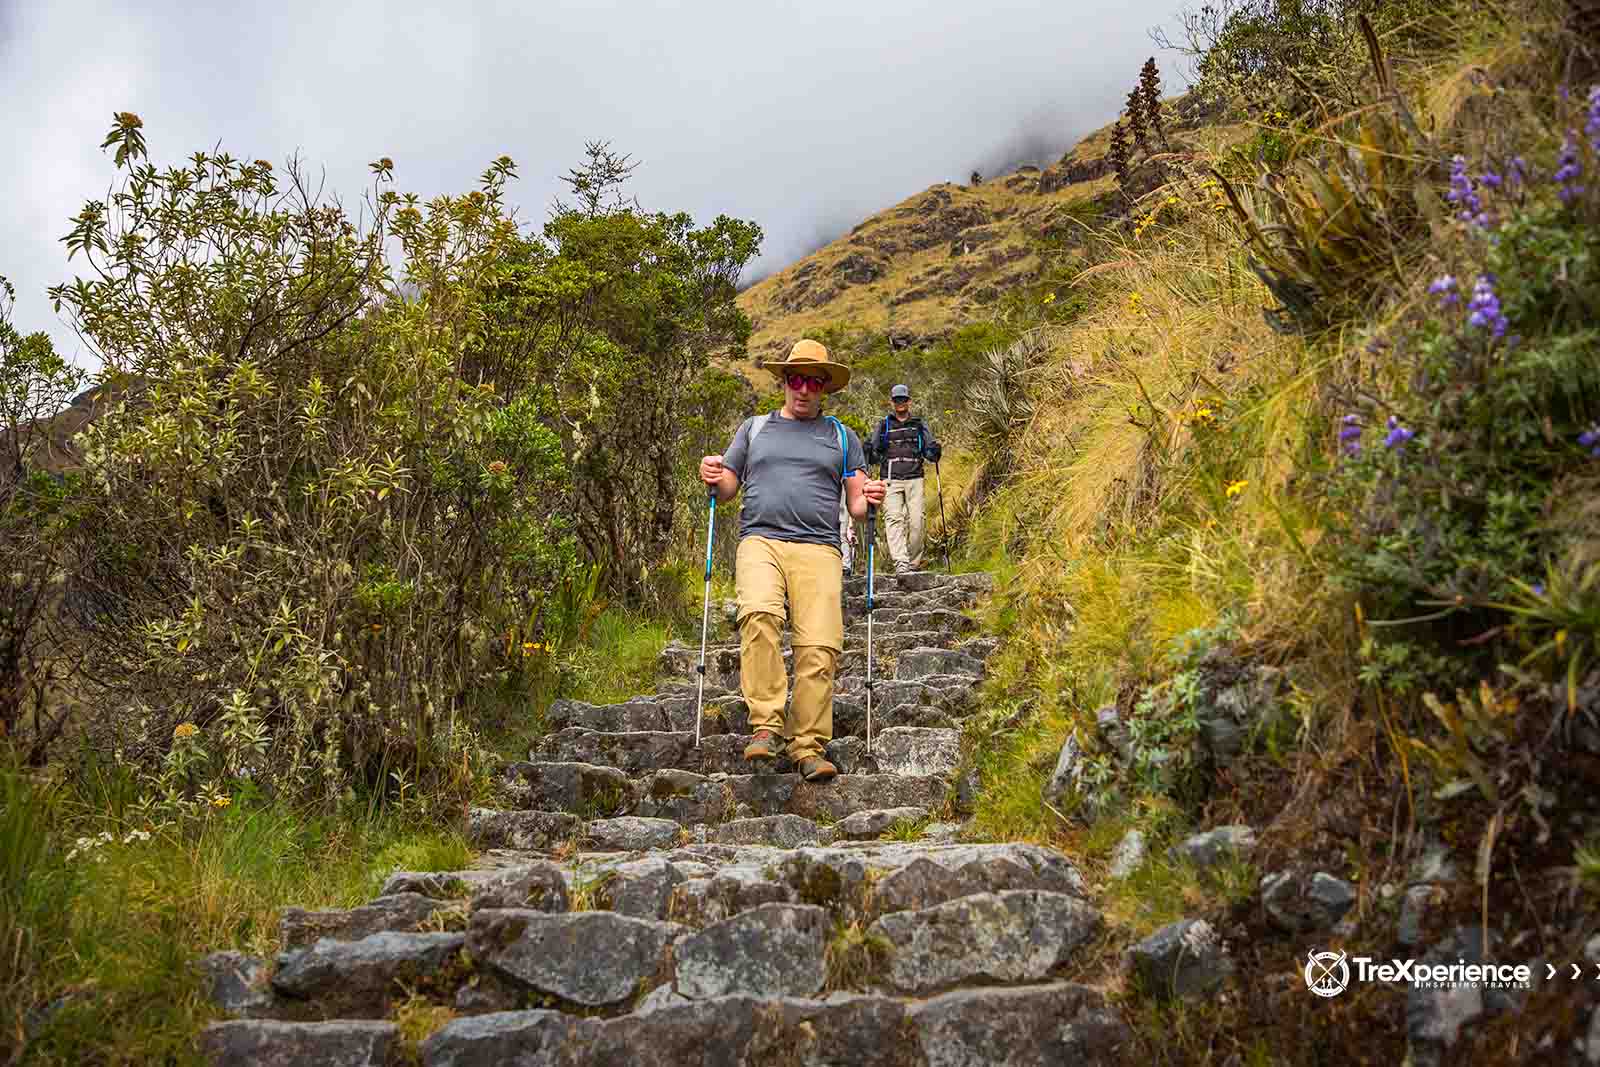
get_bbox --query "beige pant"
[883,475,926,571]
[735,536,843,760]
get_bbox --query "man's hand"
[863,478,887,506]
[923,442,942,463]
[699,455,725,486]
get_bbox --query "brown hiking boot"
[743,731,783,762]
[798,756,837,783]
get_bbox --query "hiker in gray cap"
[866,383,941,572]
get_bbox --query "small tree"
[0,276,86,760]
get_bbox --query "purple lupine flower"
[1467,275,1509,339]
[1508,156,1528,186]
[1480,170,1503,188]
[1580,426,1600,458]
[1555,132,1584,204]
[1447,155,1484,224]
[1532,583,1546,597]
[1338,413,1363,456]
[1384,415,1414,449]
[1587,85,1600,149]
[1428,274,1459,306]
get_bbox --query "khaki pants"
[883,476,926,571]
[735,536,843,761]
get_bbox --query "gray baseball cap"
[890,384,911,400]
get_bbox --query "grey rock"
[668,872,794,928]
[1398,886,1440,948]
[919,821,964,844]
[871,890,1101,993]
[279,893,453,950]
[1109,829,1147,879]
[1125,919,1233,998]
[1171,825,1257,868]
[594,857,687,919]
[872,727,961,777]
[781,841,1088,921]
[500,761,633,816]
[635,983,693,1014]
[834,807,929,841]
[419,1011,575,1067]
[825,735,875,775]
[547,696,666,733]
[379,869,497,899]
[195,950,277,1019]
[713,814,829,848]
[953,766,981,815]
[1410,841,1459,885]
[468,908,683,1007]
[585,815,684,852]
[1196,670,1277,768]
[1259,870,1357,933]
[895,647,985,680]
[1096,705,1132,762]
[910,982,1129,1066]
[199,1020,397,1066]
[472,863,569,912]
[724,772,946,823]
[1043,734,1085,807]
[466,808,581,851]
[452,974,522,1015]
[634,769,730,824]
[271,932,466,1016]
[674,903,829,998]
[539,729,693,776]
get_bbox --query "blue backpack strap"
[826,415,848,477]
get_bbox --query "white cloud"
[1,0,1187,369]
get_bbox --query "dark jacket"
[867,414,940,480]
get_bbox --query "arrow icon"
[1594,964,1600,979]
[1548,964,1557,979]
[1573,964,1583,980]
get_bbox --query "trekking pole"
[694,487,716,748]
[865,501,877,755]
[932,460,951,571]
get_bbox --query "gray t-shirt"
[723,412,866,548]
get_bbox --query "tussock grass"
[1,767,472,1066]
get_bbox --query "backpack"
[875,415,924,472]
[750,413,851,478]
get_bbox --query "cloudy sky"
[1,0,1186,366]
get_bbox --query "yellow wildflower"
[173,722,199,740]
[212,795,231,809]
[522,641,536,655]
[1225,480,1248,498]
[1127,291,1143,311]
[1556,629,1568,652]
[1192,407,1215,423]
[1042,292,1056,305]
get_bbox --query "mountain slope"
[734,105,1247,366]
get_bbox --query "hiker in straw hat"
[699,339,886,781]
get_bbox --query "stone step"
[566,840,1090,926]
[544,682,971,742]
[533,725,961,779]
[655,638,985,696]
[204,981,1126,1066]
[200,841,1100,1032]
[495,761,950,824]
[466,805,940,854]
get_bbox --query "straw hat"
[765,339,851,394]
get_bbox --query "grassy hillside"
[733,115,1251,372]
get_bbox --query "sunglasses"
[785,373,827,393]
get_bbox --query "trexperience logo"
[1304,950,1533,997]
[1305,950,1350,998]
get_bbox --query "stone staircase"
[196,570,1128,1065]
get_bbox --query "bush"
[1325,86,1600,693]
